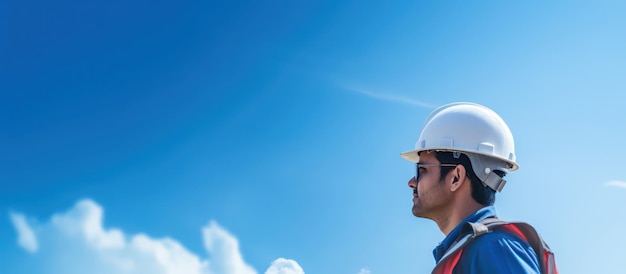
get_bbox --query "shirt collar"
[432,206,497,262]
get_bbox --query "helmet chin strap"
[483,171,506,192]
[465,153,509,192]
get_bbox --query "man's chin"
[412,206,423,218]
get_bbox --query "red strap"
[499,224,528,242]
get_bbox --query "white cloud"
[9,199,303,274]
[341,85,436,109]
[9,212,39,253]
[203,221,257,274]
[50,200,125,250]
[357,268,371,274]
[265,258,305,274]
[605,180,626,189]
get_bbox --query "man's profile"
[400,102,557,274]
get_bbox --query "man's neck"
[437,202,485,235]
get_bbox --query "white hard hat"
[400,102,519,191]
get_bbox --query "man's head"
[402,103,518,219]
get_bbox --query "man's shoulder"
[459,229,541,273]
[469,229,534,251]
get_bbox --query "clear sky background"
[2,1,626,273]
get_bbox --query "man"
[400,102,557,274]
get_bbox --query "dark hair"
[434,151,502,206]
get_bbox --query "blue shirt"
[433,206,541,273]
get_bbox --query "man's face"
[407,152,452,219]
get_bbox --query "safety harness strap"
[479,218,559,274]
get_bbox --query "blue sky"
[2,0,626,273]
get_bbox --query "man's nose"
[408,176,417,188]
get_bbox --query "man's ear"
[450,164,467,192]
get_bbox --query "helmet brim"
[400,148,520,171]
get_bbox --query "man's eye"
[419,167,427,173]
